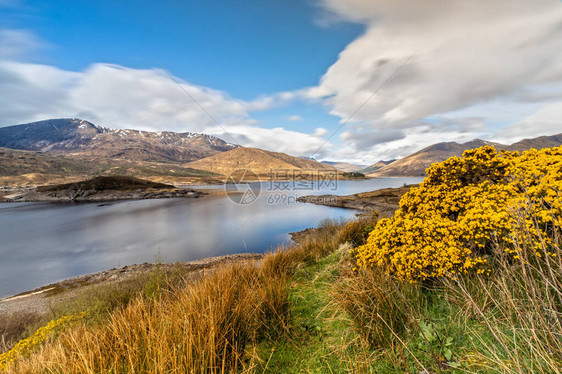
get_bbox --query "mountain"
[0,118,237,163]
[369,135,562,177]
[369,139,505,177]
[186,147,337,177]
[358,160,395,174]
[0,118,338,186]
[320,161,367,172]
[0,147,220,187]
[507,134,562,152]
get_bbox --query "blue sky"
[1,0,562,164]
[2,0,361,98]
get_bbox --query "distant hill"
[0,118,237,163]
[36,176,172,193]
[0,147,220,187]
[369,135,562,177]
[358,160,395,174]
[507,134,562,152]
[186,147,336,177]
[321,161,367,172]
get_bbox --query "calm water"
[0,177,422,298]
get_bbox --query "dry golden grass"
[6,220,342,373]
[443,209,562,373]
[332,266,421,350]
[9,263,286,373]
[0,313,43,355]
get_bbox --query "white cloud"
[498,101,562,144]
[327,124,487,165]
[287,115,302,122]
[318,0,562,123]
[313,127,328,137]
[0,59,333,157]
[4,0,562,167]
[211,125,331,157]
[307,0,562,161]
[0,61,245,132]
[0,29,46,60]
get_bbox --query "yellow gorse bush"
[0,312,85,371]
[355,146,562,282]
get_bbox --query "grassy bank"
[1,221,344,373]
[2,211,560,373]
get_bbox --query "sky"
[1,0,562,165]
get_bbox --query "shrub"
[333,265,421,348]
[339,212,379,248]
[0,313,43,354]
[0,313,85,371]
[443,206,562,373]
[355,146,562,282]
[342,172,366,179]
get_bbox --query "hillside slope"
[358,160,395,174]
[0,118,237,163]
[369,134,562,177]
[507,134,562,152]
[371,139,504,177]
[0,147,219,187]
[186,147,337,177]
[321,161,366,172]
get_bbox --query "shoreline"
[0,176,209,203]
[0,183,412,315]
[1,188,207,203]
[0,253,265,316]
[296,184,415,216]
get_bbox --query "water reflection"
[0,177,422,297]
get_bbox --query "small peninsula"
[297,184,415,216]
[1,176,206,203]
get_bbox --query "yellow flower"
[0,312,86,370]
[355,146,562,282]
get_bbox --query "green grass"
[251,249,375,373]
[251,250,401,373]
[248,248,514,373]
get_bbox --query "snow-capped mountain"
[0,118,238,163]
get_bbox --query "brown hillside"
[321,161,366,172]
[358,160,395,174]
[369,139,506,177]
[369,134,562,177]
[507,134,562,153]
[185,147,336,177]
[0,147,219,187]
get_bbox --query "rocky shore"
[1,176,206,203]
[296,184,415,217]
[0,253,264,317]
